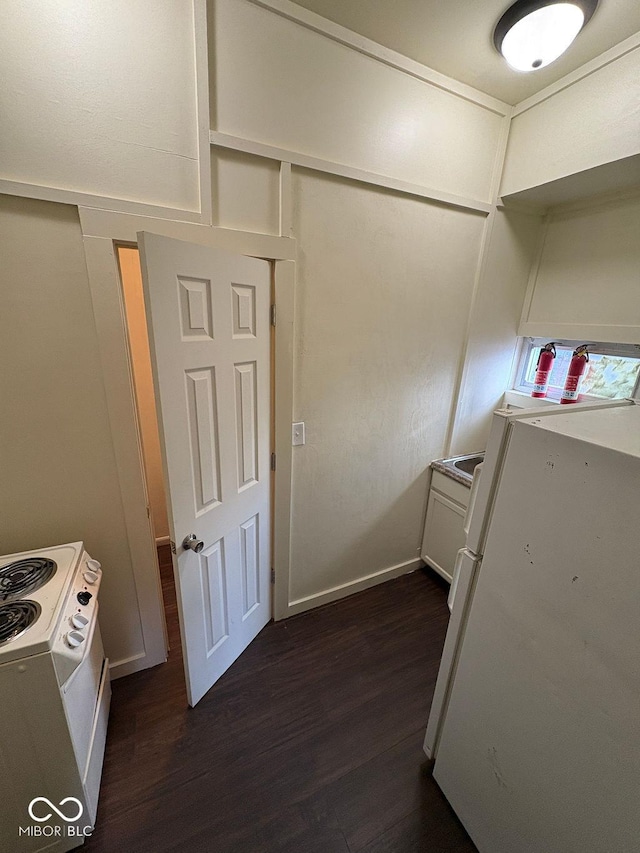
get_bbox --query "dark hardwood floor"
[85,548,477,853]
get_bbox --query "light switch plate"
[292,422,305,446]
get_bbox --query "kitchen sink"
[453,455,484,476]
[434,452,485,483]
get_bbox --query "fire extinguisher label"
[533,379,548,393]
[562,375,581,400]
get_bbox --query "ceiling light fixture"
[493,0,598,72]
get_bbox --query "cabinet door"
[421,490,467,582]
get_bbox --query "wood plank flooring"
[84,548,477,853]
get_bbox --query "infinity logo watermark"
[29,797,83,823]
[19,797,93,839]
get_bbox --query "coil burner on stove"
[0,557,57,602]
[0,600,41,648]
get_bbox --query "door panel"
[185,367,222,510]
[138,232,271,706]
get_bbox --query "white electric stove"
[0,542,111,853]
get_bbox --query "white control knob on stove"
[83,570,99,585]
[86,559,101,572]
[65,630,85,648]
[70,613,89,629]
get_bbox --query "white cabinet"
[421,470,470,583]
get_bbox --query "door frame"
[80,207,296,678]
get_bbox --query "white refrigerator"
[424,399,640,853]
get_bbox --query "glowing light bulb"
[500,3,585,72]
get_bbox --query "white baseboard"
[155,535,171,547]
[280,557,423,620]
[109,650,166,680]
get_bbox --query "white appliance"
[424,399,640,853]
[0,542,111,853]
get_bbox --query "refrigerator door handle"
[448,548,466,612]
[463,462,484,537]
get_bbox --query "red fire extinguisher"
[531,342,556,398]
[560,345,589,404]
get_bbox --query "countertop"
[430,458,473,488]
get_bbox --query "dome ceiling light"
[493,0,599,72]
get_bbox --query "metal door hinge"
[270,304,276,326]
[170,540,176,555]
[271,452,276,471]
[271,567,275,584]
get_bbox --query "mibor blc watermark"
[18,797,93,840]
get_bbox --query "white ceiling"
[291,0,640,104]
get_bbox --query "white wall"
[0,0,201,214]
[0,0,203,674]
[288,171,485,603]
[449,209,544,455]
[501,39,640,197]
[0,196,145,666]
[207,0,520,608]
[211,148,281,235]
[520,195,640,344]
[496,36,640,430]
[211,0,507,204]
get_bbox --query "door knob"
[183,534,204,553]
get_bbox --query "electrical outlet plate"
[292,422,305,446]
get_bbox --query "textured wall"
[501,45,640,196]
[0,0,200,211]
[288,170,485,601]
[211,0,505,204]
[0,196,145,665]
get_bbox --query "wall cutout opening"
[514,338,640,402]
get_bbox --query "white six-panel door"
[138,233,271,706]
